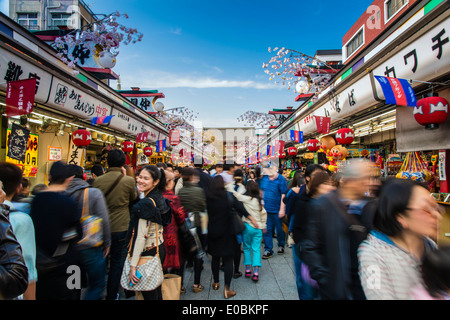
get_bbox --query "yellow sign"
[148,155,165,165]
[5,129,39,177]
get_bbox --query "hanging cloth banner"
[6,78,37,117]
[136,131,149,143]
[275,140,285,153]
[374,76,417,107]
[267,145,274,156]
[91,115,115,125]
[156,139,166,153]
[314,116,331,134]
[290,130,303,143]
[7,123,30,162]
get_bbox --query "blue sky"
[1,0,373,128]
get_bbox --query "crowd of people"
[1,150,449,300]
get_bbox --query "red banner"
[136,132,149,143]
[6,78,37,117]
[275,140,285,154]
[315,116,331,134]
[169,129,180,146]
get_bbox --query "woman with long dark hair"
[206,175,257,298]
[125,165,172,300]
[228,180,266,282]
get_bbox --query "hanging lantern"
[288,147,297,156]
[279,151,286,159]
[414,96,449,130]
[336,128,355,145]
[307,139,321,152]
[72,128,92,147]
[98,51,117,69]
[143,146,153,157]
[121,140,134,153]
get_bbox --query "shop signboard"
[109,107,160,140]
[0,47,53,104]
[295,18,450,136]
[48,146,62,161]
[148,155,165,165]
[5,129,39,177]
[47,77,113,120]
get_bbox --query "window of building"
[51,13,72,28]
[385,0,408,23]
[17,13,38,30]
[345,27,364,60]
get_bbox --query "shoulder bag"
[120,198,164,291]
[77,188,104,247]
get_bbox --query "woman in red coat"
[162,170,187,292]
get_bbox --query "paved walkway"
[180,242,299,300]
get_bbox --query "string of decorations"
[236,110,277,128]
[262,47,337,97]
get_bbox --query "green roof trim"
[76,73,88,82]
[341,68,352,81]
[424,0,444,15]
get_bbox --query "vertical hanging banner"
[374,76,417,107]
[275,140,285,153]
[290,130,303,143]
[156,139,166,153]
[6,78,37,117]
[7,123,30,162]
[266,145,274,156]
[315,116,331,134]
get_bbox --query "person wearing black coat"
[300,159,372,300]
[205,175,256,299]
[0,202,28,300]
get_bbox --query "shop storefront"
[0,12,171,184]
[263,0,450,244]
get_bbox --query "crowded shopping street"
[1,0,450,312]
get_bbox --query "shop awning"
[83,67,120,80]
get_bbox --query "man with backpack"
[66,164,111,300]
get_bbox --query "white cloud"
[120,70,278,90]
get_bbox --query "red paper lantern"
[143,146,153,157]
[414,96,449,130]
[288,147,297,156]
[336,128,355,145]
[306,139,321,152]
[279,151,286,159]
[121,140,134,153]
[72,128,91,147]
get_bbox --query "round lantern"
[307,139,321,152]
[143,146,153,157]
[287,147,298,156]
[414,96,449,130]
[279,151,286,159]
[335,128,355,145]
[72,128,92,147]
[152,101,165,113]
[98,51,117,69]
[121,140,134,153]
[295,79,310,94]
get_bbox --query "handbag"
[161,274,182,300]
[120,198,164,292]
[78,188,103,247]
[178,220,198,255]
